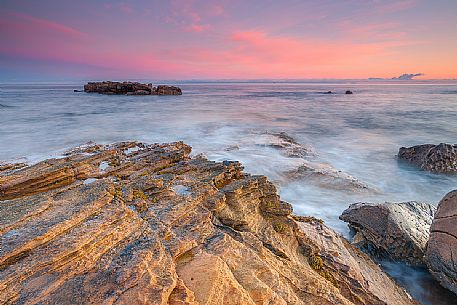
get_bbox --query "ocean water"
[1,80,457,304]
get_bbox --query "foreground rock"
[0,142,417,304]
[340,201,436,265]
[426,190,457,295]
[398,143,457,173]
[84,81,182,95]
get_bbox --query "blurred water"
[1,80,457,304]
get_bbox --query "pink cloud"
[185,24,210,32]
[339,21,407,41]
[375,0,417,13]
[118,3,134,14]
[1,9,86,38]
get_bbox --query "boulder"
[398,143,457,173]
[340,201,436,265]
[83,81,182,95]
[0,141,417,304]
[155,85,182,95]
[345,90,353,94]
[426,190,457,294]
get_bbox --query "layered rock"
[0,142,417,305]
[340,201,436,265]
[426,190,457,295]
[398,143,457,173]
[83,81,182,95]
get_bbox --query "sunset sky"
[1,0,456,80]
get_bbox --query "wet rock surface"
[340,201,436,265]
[398,143,457,173]
[426,190,457,295]
[0,142,417,304]
[83,81,182,95]
[256,132,377,193]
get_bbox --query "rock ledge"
[0,142,417,305]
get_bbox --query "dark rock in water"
[155,85,182,95]
[83,81,182,95]
[345,90,353,94]
[426,190,457,294]
[340,201,436,265]
[126,89,150,95]
[0,141,417,305]
[398,143,457,173]
[73,89,82,92]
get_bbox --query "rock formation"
[426,190,457,295]
[0,142,417,304]
[398,143,457,173]
[340,201,436,265]
[83,81,182,95]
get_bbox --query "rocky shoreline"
[0,141,417,305]
[83,81,182,95]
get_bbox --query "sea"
[1,80,457,304]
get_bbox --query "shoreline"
[3,142,456,304]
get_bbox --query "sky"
[1,0,457,80]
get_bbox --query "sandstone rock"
[0,142,417,304]
[426,190,457,294]
[340,201,436,265]
[398,143,457,173]
[83,81,182,95]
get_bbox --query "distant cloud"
[392,73,424,80]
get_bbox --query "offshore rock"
[398,143,457,173]
[426,190,457,294]
[83,81,182,95]
[0,142,417,305]
[340,201,435,265]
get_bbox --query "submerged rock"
[426,190,457,295]
[284,163,376,193]
[83,81,182,95]
[398,143,457,173]
[254,131,377,193]
[260,131,313,158]
[0,142,417,304]
[340,201,436,265]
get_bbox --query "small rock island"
[83,81,182,95]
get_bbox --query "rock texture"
[83,81,182,95]
[340,201,436,265]
[0,142,417,305]
[426,190,457,295]
[398,143,457,173]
